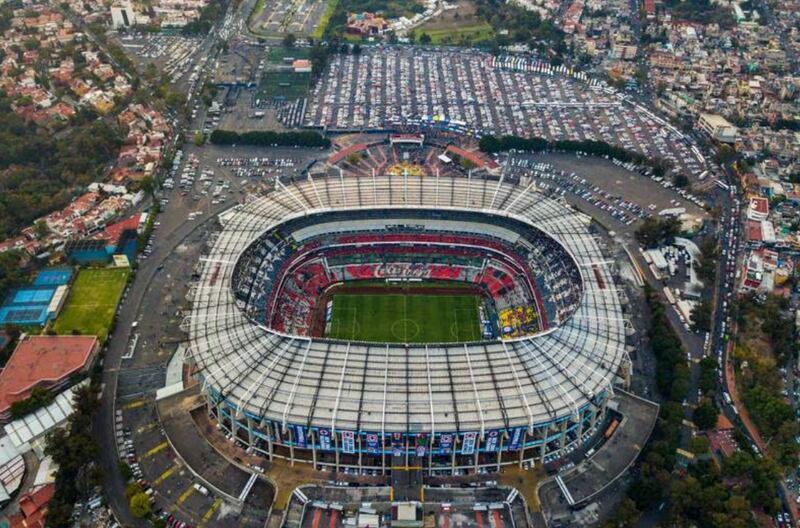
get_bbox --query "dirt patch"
[498,464,544,512]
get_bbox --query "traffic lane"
[126,241,203,370]
[117,365,167,399]
[99,9,231,522]
[100,199,231,524]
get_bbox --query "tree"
[635,216,681,248]
[418,32,432,44]
[10,386,54,419]
[129,492,152,518]
[695,238,718,284]
[34,219,48,238]
[601,497,641,527]
[672,173,689,188]
[698,356,718,394]
[125,482,144,499]
[688,435,710,454]
[282,33,296,48]
[691,298,712,333]
[43,380,101,527]
[119,461,133,481]
[692,399,719,431]
[138,175,155,197]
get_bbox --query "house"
[8,483,55,528]
[747,196,769,221]
[292,59,312,73]
[346,12,388,36]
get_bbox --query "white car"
[193,483,209,496]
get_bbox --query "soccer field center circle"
[188,174,629,471]
[390,318,420,340]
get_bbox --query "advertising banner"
[461,431,477,455]
[365,432,381,454]
[415,433,428,457]
[391,432,404,456]
[484,429,500,452]
[294,425,307,449]
[508,427,526,451]
[439,433,454,454]
[341,430,356,454]
[318,428,332,451]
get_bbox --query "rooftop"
[0,335,97,414]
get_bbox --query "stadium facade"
[187,174,631,474]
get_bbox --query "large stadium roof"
[188,174,628,434]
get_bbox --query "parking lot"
[501,152,708,230]
[116,395,271,528]
[248,0,329,37]
[111,136,322,527]
[118,34,205,85]
[307,47,707,179]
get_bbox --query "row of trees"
[645,285,691,401]
[209,129,331,148]
[694,238,719,284]
[44,382,102,527]
[181,0,231,35]
[9,386,54,419]
[478,134,673,178]
[604,287,782,526]
[611,288,690,517]
[0,250,25,303]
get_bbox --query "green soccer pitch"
[52,267,129,342]
[327,292,482,343]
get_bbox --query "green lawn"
[328,293,481,343]
[257,70,312,99]
[421,23,495,45]
[53,267,129,342]
[267,46,311,64]
[312,0,337,39]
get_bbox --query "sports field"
[257,70,311,99]
[327,293,481,343]
[53,267,129,341]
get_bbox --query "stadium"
[187,172,631,474]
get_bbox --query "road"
[94,4,241,523]
[96,188,243,525]
[705,163,799,523]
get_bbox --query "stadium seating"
[231,215,585,338]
